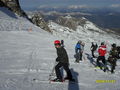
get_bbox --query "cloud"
[110,4,120,8]
[68,5,90,9]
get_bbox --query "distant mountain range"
[48,15,120,42]
[29,6,120,30]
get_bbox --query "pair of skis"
[32,61,77,84]
[48,61,77,84]
[32,78,78,84]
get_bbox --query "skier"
[75,40,83,62]
[90,42,98,58]
[52,40,75,82]
[108,43,118,73]
[96,42,107,72]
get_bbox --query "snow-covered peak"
[83,20,102,32]
[55,16,101,32]
[64,14,72,19]
[48,20,120,45]
[81,17,87,20]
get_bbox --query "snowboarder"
[75,40,84,62]
[52,40,75,82]
[108,43,118,73]
[96,42,107,72]
[90,42,98,58]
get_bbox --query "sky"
[19,0,120,10]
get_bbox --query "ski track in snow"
[0,7,120,90]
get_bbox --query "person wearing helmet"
[54,40,61,45]
[52,40,75,82]
[75,40,84,62]
[108,43,118,73]
[96,42,107,72]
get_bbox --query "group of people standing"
[90,42,120,73]
[52,40,120,82]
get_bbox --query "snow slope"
[0,7,120,90]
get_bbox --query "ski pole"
[49,61,58,81]
[50,61,58,76]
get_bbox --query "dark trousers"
[91,50,95,58]
[111,65,115,73]
[75,50,83,61]
[96,56,106,69]
[55,62,72,80]
[108,57,117,73]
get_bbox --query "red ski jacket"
[98,45,107,56]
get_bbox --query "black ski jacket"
[91,44,98,51]
[56,47,69,64]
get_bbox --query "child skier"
[52,40,75,82]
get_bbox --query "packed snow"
[0,7,120,90]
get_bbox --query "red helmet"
[54,40,60,44]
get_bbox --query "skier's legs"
[62,63,73,79]
[111,64,115,73]
[80,51,83,61]
[101,56,107,71]
[55,62,63,80]
[75,51,80,62]
[92,50,95,58]
[111,58,117,73]
[96,56,102,67]
[101,56,106,65]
